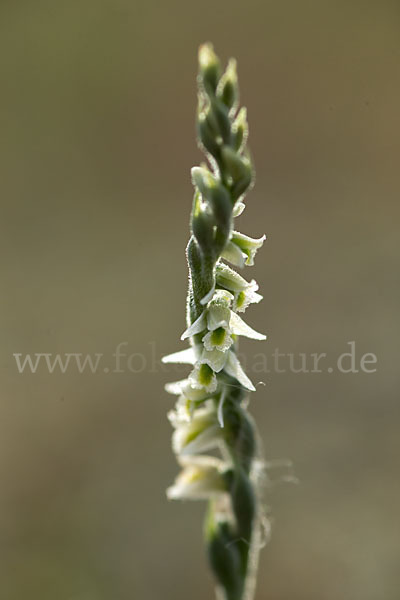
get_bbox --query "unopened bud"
[198,43,221,95]
[232,107,248,152]
[217,58,239,113]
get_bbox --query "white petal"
[216,262,249,292]
[229,312,266,340]
[206,304,231,331]
[181,312,207,340]
[224,351,256,391]
[200,283,216,305]
[221,241,246,268]
[200,348,229,372]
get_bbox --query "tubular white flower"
[165,379,212,401]
[166,456,228,500]
[215,262,251,292]
[181,290,233,340]
[182,289,265,360]
[233,280,263,313]
[189,363,218,393]
[170,406,222,455]
[216,263,263,312]
[230,231,266,266]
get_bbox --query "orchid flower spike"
[163,43,269,600]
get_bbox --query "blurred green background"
[1,1,399,599]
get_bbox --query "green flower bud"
[191,190,215,254]
[191,166,232,233]
[217,58,239,114]
[198,43,221,95]
[197,110,221,157]
[210,97,232,145]
[232,107,248,152]
[221,146,253,200]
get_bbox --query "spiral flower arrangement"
[162,43,267,600]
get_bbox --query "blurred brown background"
[1,1,399,599]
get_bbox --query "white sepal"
[181,312,207,340]
[162,347,197,364]
[200,283,216,305]
[229,312,266,340]
[224,350,256,391]
[221,240,246,268]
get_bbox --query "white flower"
[216,263,263,312]
[233,280,263,313]
[194,349,256,392]
[222,231,266,267]
[165,379,214,422]
[181,290,233,340]
[181,291,266,371]
[203,327,233,352]
[166,456,228,500]
[169,406,222,455]
[189,362,218,393]
[164,378,212,401]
